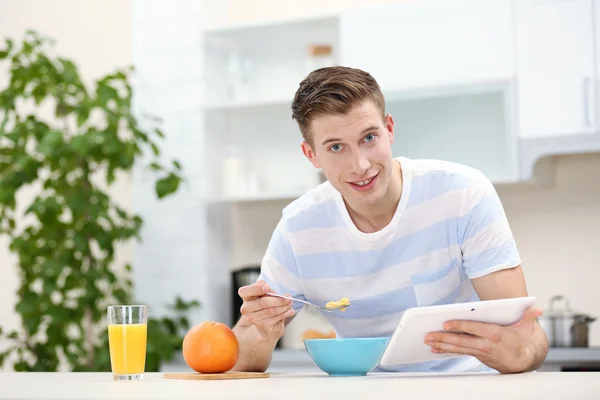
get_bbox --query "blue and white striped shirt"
[258,157,521,372]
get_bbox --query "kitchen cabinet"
[339,0,514,93]
[515,0,596,139]
[595,0,600,126]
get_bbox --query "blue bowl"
[303,337,389,377]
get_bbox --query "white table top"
[1,371,599,400]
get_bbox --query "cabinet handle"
[584,76,594,129]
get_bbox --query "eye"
[364,133,376,143]
[329,144,342,153]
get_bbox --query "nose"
[351,150,371,176]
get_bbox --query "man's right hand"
[238,280,295,342]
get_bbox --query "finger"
[513,307,544,327]
[429,341,484,358]
[442,320,501,342]
[254,304,295,323]
[425,332,491,354]
[241,295,292,314]
[238,280,270,300]
[247,305,294,328]
[259,307,296,327]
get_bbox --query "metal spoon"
[266,292,350,312]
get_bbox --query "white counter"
[160,347,600,373]
[1,371,599,400]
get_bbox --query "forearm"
[520,321,549,373]
[231,316,279,372]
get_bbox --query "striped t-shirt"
[258,156,521,373]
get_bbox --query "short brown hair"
[291,66,385,146]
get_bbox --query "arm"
[232,317,274,372]
[232,303,294,372]
[471,265,549,372]
[424,170,548,373]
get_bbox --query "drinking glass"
[107,305,147,381]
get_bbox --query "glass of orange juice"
[107,305,147,381]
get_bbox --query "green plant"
[0,30,196,372]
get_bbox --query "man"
[232,66,548,374]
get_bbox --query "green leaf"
[38,130,64,157]
[71,134,89,155]
[14,361,29,372]
[154,128,165,138]
[0,350,9,366]
[23,316,40,335]
[97,83,118,107]
[42,280,56,295]
[155,173,181,199]
[172,160,182,170]
[113,288,129,303]
[150,142,159,156]
[0,38,13,59]
[178,317,190,330]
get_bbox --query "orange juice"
[108,323,147,374]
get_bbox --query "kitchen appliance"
[538,295,596,348]
[231,266,260,326]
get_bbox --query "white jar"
[221,147,246,198]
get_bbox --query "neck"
[345,159,403,233]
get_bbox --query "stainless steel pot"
[538,295,596,348]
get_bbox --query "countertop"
[1,371,599,400]
[158,347,600,374]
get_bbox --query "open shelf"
[201,16,340,108]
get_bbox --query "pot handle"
[580,316,597,324]
[549,295,571,312]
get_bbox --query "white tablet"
[379,296,536,366]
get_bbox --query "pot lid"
[542,295,594,319]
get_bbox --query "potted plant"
[0,30,198,372]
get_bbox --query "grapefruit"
[182,321,240,373]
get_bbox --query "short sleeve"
[458,172,521,279]
[257,221,306,313]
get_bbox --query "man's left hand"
[424,306,544,374]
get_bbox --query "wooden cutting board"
[163,371,270,381]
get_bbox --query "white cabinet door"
[339,0,513,93]
[515,0,596,138]
[595,0,600,130]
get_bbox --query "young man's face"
[301,100,396,207]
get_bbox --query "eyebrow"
[320,125,379,146]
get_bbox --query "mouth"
[348,172,379,192]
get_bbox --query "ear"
[384,113,395,146]
[301,141,321,169]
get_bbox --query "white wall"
[0,0,133,370]
[130,0,231,327]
